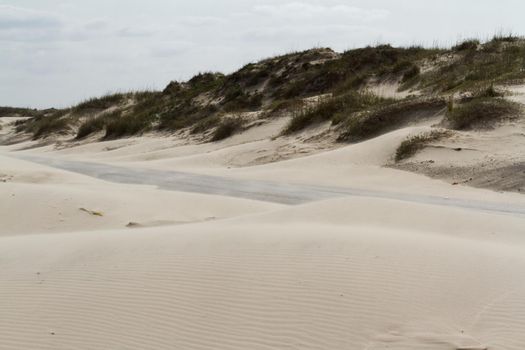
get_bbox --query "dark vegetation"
[283,92,387,134]
[211,117,244,141]
[10,35,525,142]
[16,110,71,140]
[417,36,525,93]
[338,97,446,142]
[76,111,121,139]
[72,93,127,114]
[0,107,42,118]
[395,130,452,162]
[445,97,520,130]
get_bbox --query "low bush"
[401,65,420,82]
[76,111,121,139]
[32,115,71,139]
[445,97,520,130]
[73,93,127,114]
[104,115,151,139]
[191,115,221,134]
[338,97,446,142]
[453,39,480,51]
[211,117,244,141]
[283,92,385,134]
[395,130,451,162]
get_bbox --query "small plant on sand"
[445,97,520,130]
[395,130,452,162]
[338,97,446,142]
[76,111,121,139]
[104,115,151,139]
[282,92,385,134]
[190,115,221,134]
[211,117,244,141]
[20,109,72,139]
[452,39,480,51]
[73,93,127,114]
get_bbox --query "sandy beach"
[2,115,525,349]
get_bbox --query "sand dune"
[1,198,524,349]
[2,113,525,349]
[0,155,281,235]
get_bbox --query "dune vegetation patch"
[445,97,520,130]
[16,110,72,140]
[282,92,388,135]
[338,97,446,143]
[211,117,245,141]
[10,36,525,144]
[395,130,452,162]
[76,111,121,139]
[73,93,128,114]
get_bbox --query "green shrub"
[73,93,126,113]
[0,107,41,118]
[283,92,385,134]
[453,39,480,51]
[191,115,221,134]
[473,84,503,98]
[104,116,151,139]
[76,111,121,139]
[32,115,71,139]
[445,97,520,130]
[211,117,244,141]
[395,130,451,162]
[402,65,420,82]
[338,97,446,142]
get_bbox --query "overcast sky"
[1,0,524,108]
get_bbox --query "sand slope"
[1,198,524,349]
[0,155,281,235]
[2,114,525,349]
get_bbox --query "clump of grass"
[338,97,446,142]
[0,107,41,118]
[453,39,480,51]
[104,115,151,139]
[222,86,262,112]
[491,32,520,43]
[419,38,525,92]
[16,109,72,139]
[445,97,520,130]
[73,93,127,114]
[191,115,221,134]
[211,117,244,141]
[264,99,305,118]
[283,92,385,134]
[401,65,420,83]
[76,111,121,139]
[395,130,452,162]
[33,116,71,139]
[472,83,503,98]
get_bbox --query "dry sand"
[1,114,525,349]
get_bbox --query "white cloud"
[1,0,524,108]
[0,5,62,29]
[253,3,389,22]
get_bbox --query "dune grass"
[395,130,452,162]
[73,93,127,114]
[76,111,121,139]
[211,117,244,141]
[445,97,520,130]
[338,97,446,142]
[282,92,387,134]
[11,36,525,143]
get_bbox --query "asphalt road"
[10,154,525,216]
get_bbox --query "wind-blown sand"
[1,115,525,349]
